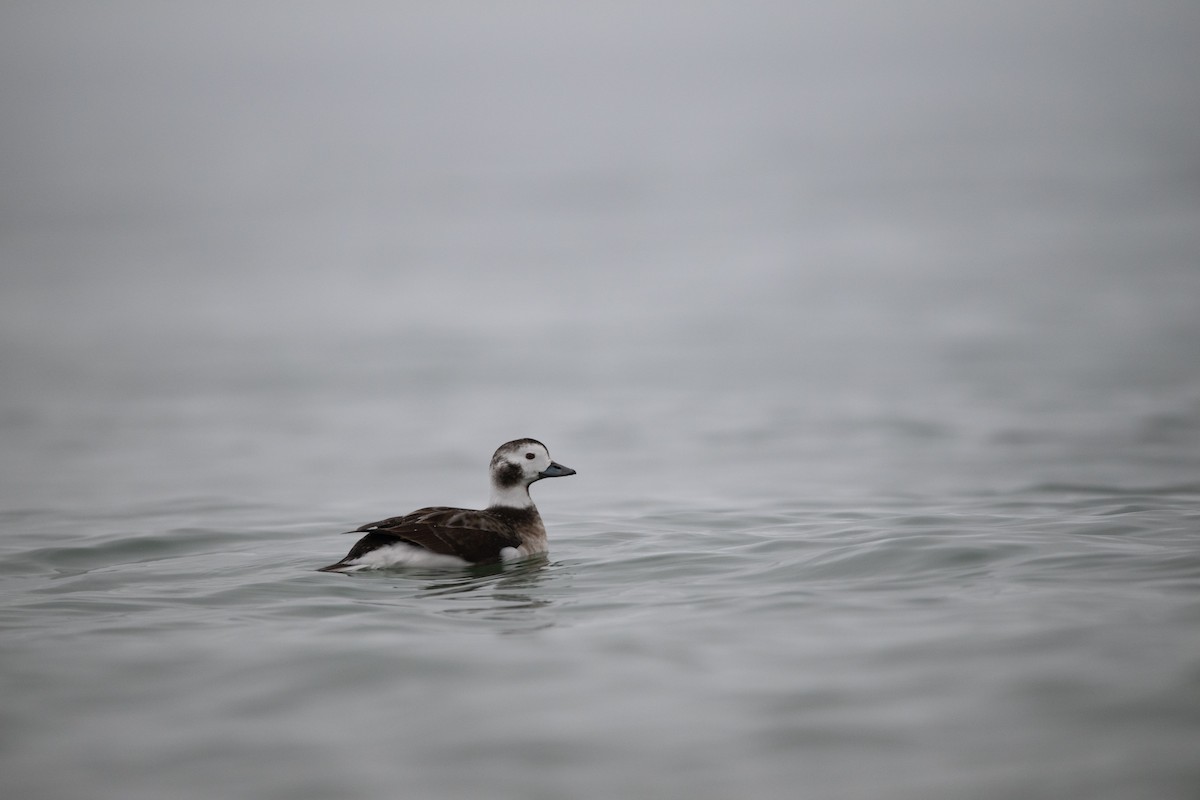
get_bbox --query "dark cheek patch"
[495,462,523,488]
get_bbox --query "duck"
[318,438,575,572]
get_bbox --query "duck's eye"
[525,452,536,460]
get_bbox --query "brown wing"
[346,506,503,534]
[382,524,521,562]
[319,507,521,570]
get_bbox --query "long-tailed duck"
[318,439,575,572]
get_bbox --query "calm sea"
[2,4,1199,799]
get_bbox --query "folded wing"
[318,506,523,570]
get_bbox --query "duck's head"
[488,438,576,507]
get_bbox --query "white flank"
[347,543,471,570]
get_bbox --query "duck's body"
[318,439,574,572]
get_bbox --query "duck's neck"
[489,481,535,510]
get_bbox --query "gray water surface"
[3,3,1200,799]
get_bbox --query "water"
[3,3,1200,799]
